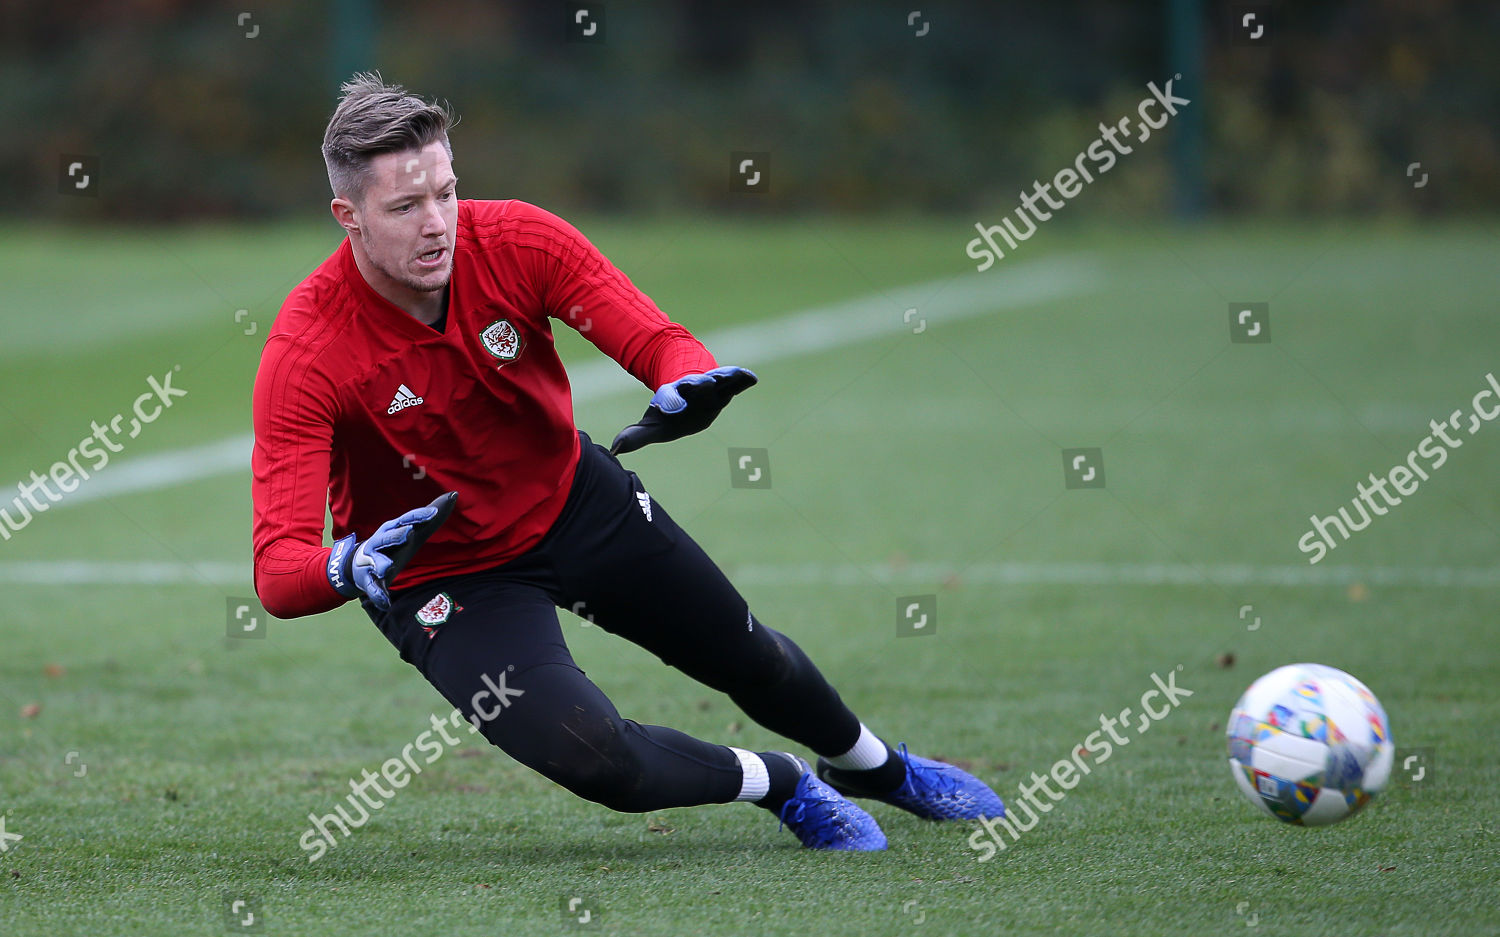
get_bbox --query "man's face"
[335,141,458,295]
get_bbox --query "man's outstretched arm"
[513,202,756,452]
[250,335,349,619]
[252,336,458,617]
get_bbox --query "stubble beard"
[361,228,451,294]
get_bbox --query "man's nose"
[421,202,446,236]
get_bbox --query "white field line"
[0,560,251,585]
[1,559,1496,588]
[60,434,253,506]
[45,255,1104,509]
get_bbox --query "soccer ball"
[1226,663,1393,827]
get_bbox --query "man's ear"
[330,197,359,235]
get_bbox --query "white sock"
[825,723,890,771]
[730,747,770,802]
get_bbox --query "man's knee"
[536,708,652,812]
[711,623,801,692]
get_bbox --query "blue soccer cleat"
[817,744,1006,822]
[776,758,888,851]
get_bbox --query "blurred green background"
[4,0,1497,220]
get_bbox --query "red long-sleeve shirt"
[251,199,716,619]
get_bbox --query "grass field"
[2,216,1498,936]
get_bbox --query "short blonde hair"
[321,72,457,204]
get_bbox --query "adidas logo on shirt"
[387,384,425,415]
[635,490,653,522]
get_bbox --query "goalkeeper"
[251,74,1003,850]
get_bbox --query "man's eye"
[395,204,412,213]
[440,190,454,201]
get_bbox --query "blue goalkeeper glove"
[609,366,758,456]
[327,491,458,610]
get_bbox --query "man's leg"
[376,574,744,812]
[372,570,887,848]
[548,436,1004,822]
[543,438,905,786]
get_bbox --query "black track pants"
[367,432,862,812]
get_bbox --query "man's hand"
[327,491,458,610]
[610,366,757,456]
